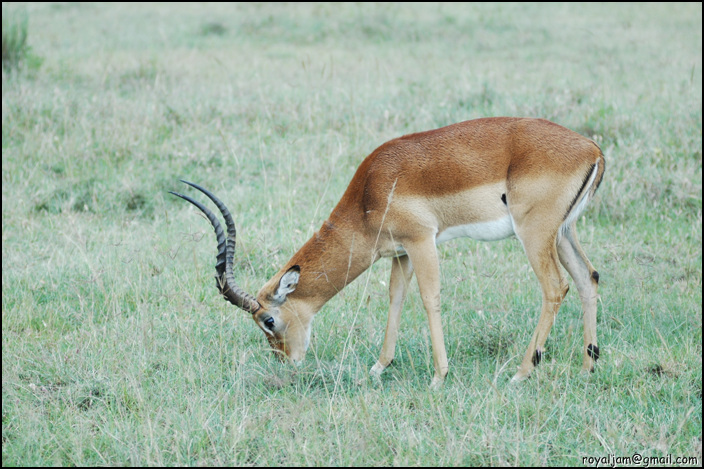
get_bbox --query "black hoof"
[587,344,600,361]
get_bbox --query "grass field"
[2,2,701,466]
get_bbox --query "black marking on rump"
[591,271,599,284]
[594,154,605,192]
[501,193,507,205]
[532,349,542,367]
[587,344,600,361]
[563,163,596,222]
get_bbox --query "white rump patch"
[561,161,600,237]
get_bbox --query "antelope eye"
[263,317,275,330]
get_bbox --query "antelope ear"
[271,265,300,305]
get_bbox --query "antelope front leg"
[371,255,414,377]
[404,238,448,389]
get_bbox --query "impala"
[171,117,605,387]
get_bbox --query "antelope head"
[170,181,312,363]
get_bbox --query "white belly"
[436,215,515,243]
[385,215,516,257]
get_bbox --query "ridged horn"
[170,180,261,314]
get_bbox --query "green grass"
[2,2,701,466]
[2,5,28,71]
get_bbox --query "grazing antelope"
[171,117,604,387]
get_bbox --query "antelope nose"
[289,353,305,366]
